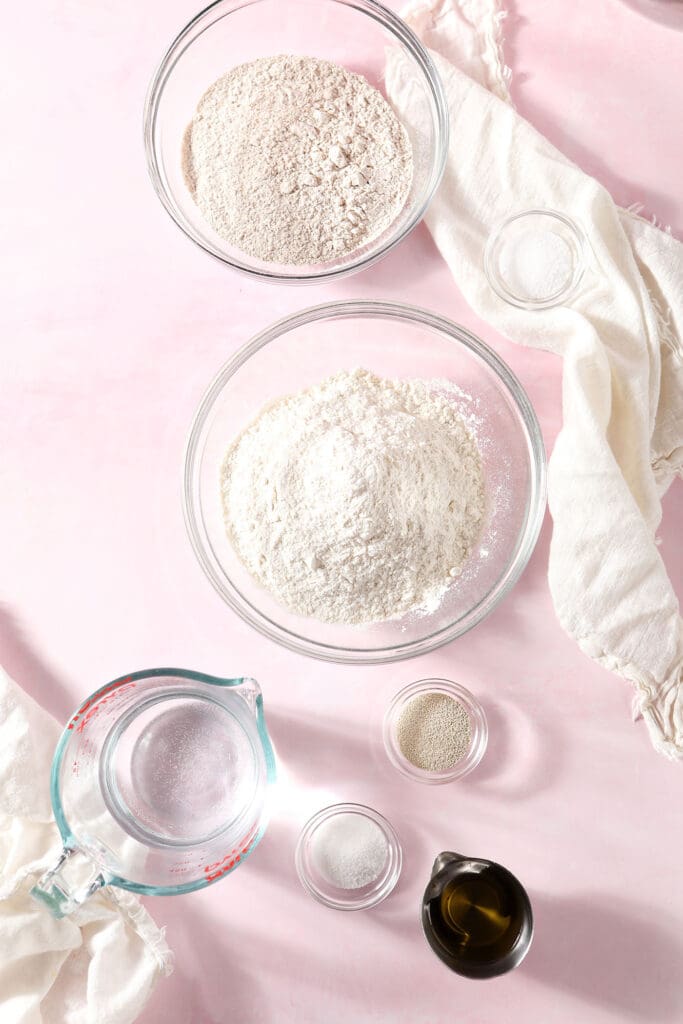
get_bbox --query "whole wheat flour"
[220,369,485,625]
[182,55,413,265]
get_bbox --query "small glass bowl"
[383,678,488,784]
[295,803,402,910]
[143,0,448,283]
[484,209,588,310]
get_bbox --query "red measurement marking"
[202,830,256,882]
[204,853,232,874]
[204,855,242,883]
[67,677,135,731]
[169,864,196,875]
[75,736,97,765]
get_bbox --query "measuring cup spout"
[31,845,107,919]
[431,851,466,877]
[232,676,261,714]
[207,675,263,714]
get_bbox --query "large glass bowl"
[143,0,448,283]
[184,302,546,663]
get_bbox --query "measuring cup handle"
[31,846,107,919]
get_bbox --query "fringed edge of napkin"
[580,644,683,760]
[106,888,175,977]
[635,668,683,762]
[402,0,512,101]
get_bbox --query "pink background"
[2,1,682,1022]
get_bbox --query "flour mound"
[221,369,485,625]
[183,55,413,265]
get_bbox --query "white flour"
[183,55,413,265]
[221,369,485,625]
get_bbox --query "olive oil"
[422,853,533,978]
[430,868,524,962]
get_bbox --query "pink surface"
[2,1,682,1023]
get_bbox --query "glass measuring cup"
[31,669,276,918]
[422,851,533,978]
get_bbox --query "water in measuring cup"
[103,694,258,846]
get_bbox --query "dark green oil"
[428,867,524,964]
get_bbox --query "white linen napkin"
[0,666,172,1024]
[387,0,683,758]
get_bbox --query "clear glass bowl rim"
[295,802,403,910]
[383,677,488,784]
[183,299,548,664]
[142,0,450,284]
[483,208,588,310]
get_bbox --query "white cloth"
[0,667,173,1023]
[388,0,683,758]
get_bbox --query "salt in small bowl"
[295,803,402,911]
[484,208,587,310]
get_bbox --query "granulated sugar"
[396,692,472,772]
[311,813,388,890]
[183,55,413,265]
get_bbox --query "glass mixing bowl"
[143,0,448,283]
[184,301,547,664]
